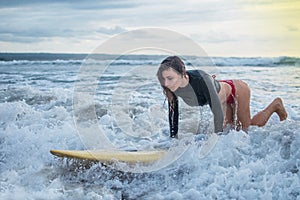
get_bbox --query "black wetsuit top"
[168,70,224,138]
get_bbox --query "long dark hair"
[156,56,186,110]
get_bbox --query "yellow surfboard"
[50,149,165,164]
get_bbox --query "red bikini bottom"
[219,80,236,104]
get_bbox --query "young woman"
[156,56,288,138]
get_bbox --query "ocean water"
[0,53,299,199]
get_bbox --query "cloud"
[287,25,299,32]
[0,34,43,43]
[96,26,128,35]
[0,1,134,44]
[0,0,299,56]
[0,0,138,10]
[191,31,240,44]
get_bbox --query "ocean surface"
[0,53,299,199]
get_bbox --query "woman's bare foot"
[273,97,288,121]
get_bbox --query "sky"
[0,0,299,57]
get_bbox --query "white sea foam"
[0,55,299,199]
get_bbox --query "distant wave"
[0,53,87,61]
[0,59,83,66]
[210,56,300,67]
[0,53,299,67]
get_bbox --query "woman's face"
[161,68,184,92]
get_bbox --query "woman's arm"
[201,73,224,133]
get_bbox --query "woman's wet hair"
[156,56,186,112]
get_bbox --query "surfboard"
[50,149,165,164]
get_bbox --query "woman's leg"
[234,80,252,130]
[251,97,288,127]
[235,80,288,128]
[219,80,287,130]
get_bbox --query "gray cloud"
[287,25,299,32]
[0,0,242,44]
[96,26,127,35]
[0,0,138,10]
[0,0,135,44]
